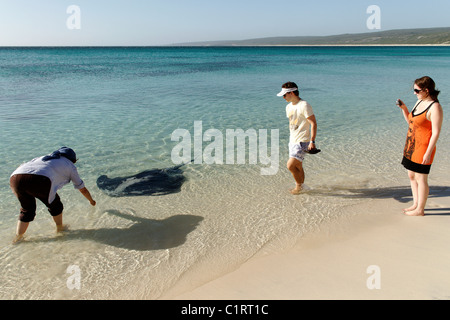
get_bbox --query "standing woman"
[397,76,444,216]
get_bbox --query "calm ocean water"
[0,46,449,299]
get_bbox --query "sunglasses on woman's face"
[414,88,422,94]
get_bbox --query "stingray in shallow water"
[97,163,188,197]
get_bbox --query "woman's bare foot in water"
[56,224,70,233]
[12,234,25,244]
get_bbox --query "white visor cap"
[277,87,298,97]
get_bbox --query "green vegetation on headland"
[172,27,450,46]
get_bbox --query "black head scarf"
[42,147,77,163]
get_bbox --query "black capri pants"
[10,174,64,222]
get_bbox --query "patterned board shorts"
[289,142,310,162]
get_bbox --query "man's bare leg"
[287,158,304,195]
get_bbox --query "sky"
[0,0,449,46]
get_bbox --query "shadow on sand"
[313,185,450,202]
[311,185,450,215]
[34,210,204,251]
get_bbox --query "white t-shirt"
[11,156,85,203]
[286,100,314,144]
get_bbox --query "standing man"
[10,147,96,243]
[277,82,318,194]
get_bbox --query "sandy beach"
[168,186,450,300]
[1,46,449,302]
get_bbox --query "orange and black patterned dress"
[401,100,437,174]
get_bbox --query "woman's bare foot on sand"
[402,205,417,213]
[403,209,424,216]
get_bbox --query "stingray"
[97,163,189,197]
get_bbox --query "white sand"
[169,187,450,300]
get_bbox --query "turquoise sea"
[0,46,449,299]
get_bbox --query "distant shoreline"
[169,27,450,47]
[171,44,450,47]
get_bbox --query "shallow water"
[0,46,449,299]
